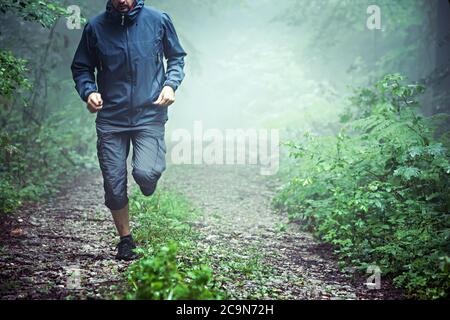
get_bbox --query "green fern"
[273,74,450,299]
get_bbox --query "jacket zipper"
[123,14,134,125]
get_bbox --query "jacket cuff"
[82,89,97,102]
[163,81,178,92]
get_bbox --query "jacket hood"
[106,0,145,25]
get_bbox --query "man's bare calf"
[111,203,130,237]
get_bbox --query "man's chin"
[117,6,130,13]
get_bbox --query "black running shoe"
[116,235,139,261]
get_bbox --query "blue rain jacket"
[71,0,187,126]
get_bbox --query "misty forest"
[0,0,449,300]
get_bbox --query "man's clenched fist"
[87,92,103,113]
[153,86,175,107]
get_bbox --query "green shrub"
[0,2,90,215]
[126,241,222,300]
[0,113,97,214]
[273,74,450,299]
[0,50,31,98]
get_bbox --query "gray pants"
[96,122,167,210]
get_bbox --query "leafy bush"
[0,51,31,98]
[0,109,97,214]
[0,0,70,28]
[273,74,450,299]
[0,1,94,215]
[126,241,222,300]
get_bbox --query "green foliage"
[273,74,450,299]
[0,106,97,214]
[0,0,96,215]
[126,241,222,300]
[0,0,69,28]
[0,51,31,98]
[124,188,224,300]
[129,188,200,248]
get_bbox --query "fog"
[2,0,448,142]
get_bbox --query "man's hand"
[87,92,103,113]
[153,86,175,107]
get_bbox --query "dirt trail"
[160,164,403,300]
[0,164,403,299]
[0,173,128,299]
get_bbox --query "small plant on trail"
[126,241,223,300]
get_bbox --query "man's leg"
[96,129,130,213]
[97,127,138,260]
[111,202,130,237]
[131,125,167,197]
[111,202,138,260]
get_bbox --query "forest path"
[0,164,402,299]
[159,164,401,299]
[0,173,127,299]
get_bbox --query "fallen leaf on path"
[10,228,24,236]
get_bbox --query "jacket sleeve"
[161,12,187,92]
[71,22,98,102]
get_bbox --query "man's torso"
[90,5,169,127]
